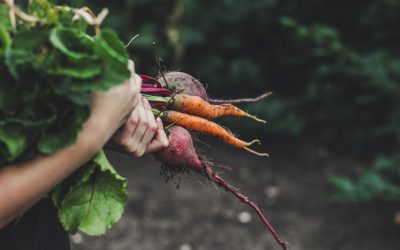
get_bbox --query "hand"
[113,97,169,157]
[85,60,142,150]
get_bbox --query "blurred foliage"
[57,0,400,203]
[330,153,400,202]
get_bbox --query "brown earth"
[71,141,400,250]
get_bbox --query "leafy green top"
[0,0,130,235]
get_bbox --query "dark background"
[61,0,400,249]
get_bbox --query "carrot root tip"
[249,139,261,146]
[247,114,267,124]
[244,147,270,157]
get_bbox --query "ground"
[71,140,400,250]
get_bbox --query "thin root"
[211,174,288,250]
[164,116,186,130]
[193,137,212,149]
[125,34,140,48]
[249,139,261,146]
[153,42,170,89]
[208,91,273,104]
[244,147,269,157]
[247,114,266,123]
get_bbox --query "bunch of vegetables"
[0,1,287,249]
[140,72,287,249]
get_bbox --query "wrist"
[79,113,120,154]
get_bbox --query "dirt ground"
[71,140,400,250]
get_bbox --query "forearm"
[0,118,109,228]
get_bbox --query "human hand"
[84,60,142,150]
[112,97,169,157]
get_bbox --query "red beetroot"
[156,71,272,105]
[154,125,288,250]
[157,72,208,100]
[154,126,203,173]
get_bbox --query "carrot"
[144,93,266,123]
[171,94,266,123]
[157,110,269,156]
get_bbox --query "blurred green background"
[61,0,400,205]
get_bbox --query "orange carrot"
[169,94,266,123]
[158,110,268,156]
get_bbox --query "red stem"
[140,74,163,88]
[142,83,157,88]
[211,173,289,250]
[208,92,273,104]
[150,103,166,110]
[141,88,172,96]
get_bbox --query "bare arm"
[0,60,169,228]
[0,117,103,228]
[0,60,142,228]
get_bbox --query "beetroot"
[156,72,272,106]
[157,72,208,100]
[153,125,288,250]
[154,126,203,173]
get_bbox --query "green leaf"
[0,24,11,56]
[11,30,49,52]
[51,161,97,209]
[38,104,89,154]
[5,30,49,79]
[1,103,57,128]
[28,0,58,24]
[52,61,102,79]
[328,176,355,201]
[0,4,12,31]
[58,151,128,235]
[96,29,129,61]
[71,29,130,92]
[0,125,28,161]
[50,27,96,62]
[0,64,18,113]
[49,27,102,80]
[5,49,32,80]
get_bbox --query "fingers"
[133,98,157,157]
[112,92,168,157]
[155,117,169,147]
[145,117,169,153]
[113,108,139,149]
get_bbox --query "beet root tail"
[210,173,289,250]
[208,92,273,104]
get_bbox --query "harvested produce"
[155,126,287,250]
[157,71,208,100]
[156,71,273,104]
[144,93,266,122]
[142,73,286,248]
[155,110,267,156]
[0,0,286,249]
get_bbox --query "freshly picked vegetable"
[141,73,287,250]
[0,0,287,249]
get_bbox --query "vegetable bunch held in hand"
[140,72,288,250]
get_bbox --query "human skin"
[0,60,168,228]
